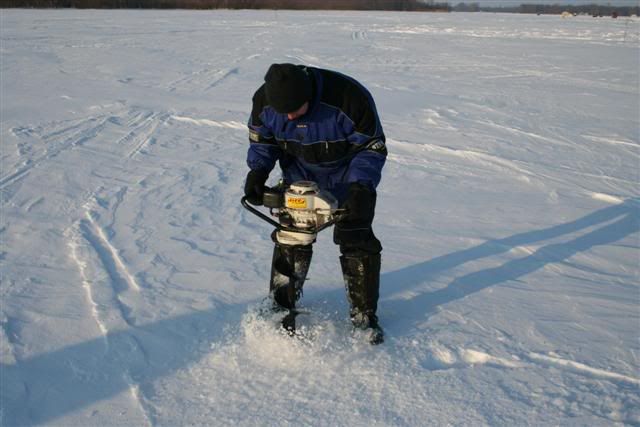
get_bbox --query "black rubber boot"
[340,253,384,344]
[269,243,313,311]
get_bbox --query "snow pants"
[269,218,382,314]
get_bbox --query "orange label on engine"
[286,197,308,209]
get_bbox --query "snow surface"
[1,9,639,427]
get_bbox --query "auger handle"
[241,196,340,235]
[241,196,282,229]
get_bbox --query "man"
[244,63,387,344]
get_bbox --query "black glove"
[244,169,269,206]
[342,182,376,224]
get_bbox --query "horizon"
[463,0,639,6]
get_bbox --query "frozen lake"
[1,9,639,426]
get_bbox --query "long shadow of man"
[1,301,245,426]
[382,199,639,330]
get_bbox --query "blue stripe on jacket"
[247,67,386,202]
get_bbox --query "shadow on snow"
[381,198,639,330]
[0,301,246,426]
[1,199,638,425]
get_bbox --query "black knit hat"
[264,63,312,114]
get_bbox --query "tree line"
[2,0,637,17]
[454,2,639,17]
[0,0,451,10]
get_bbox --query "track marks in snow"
[421,109,459,131]
[67,233,111,341]
[583,134,639,148]
[388,137,538,184]
[3,107,168,193]
[417,341,639,386]
[23,196,44,213]
[66,194,153,425]
[461,349,525,368]
[165,66,239,93]
[68,214,139,332]
[526,352,640,386]
[81,208,141,294]
[417,342,525,371]
[169,115,245,129]
[207,67,239,90]
[114,111,168,159]
[591,192,625,204]
[66,188,142,337]
[124,374,154,427]
[475,118,575,149]
[2,116,108,189]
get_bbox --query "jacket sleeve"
[341,91,387,190]
[247,86,281,173]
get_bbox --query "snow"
[1,9,639,426]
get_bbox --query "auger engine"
[260,181,339,245]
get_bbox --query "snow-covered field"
[1,9,639,426]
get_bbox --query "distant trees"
[0,0,452,10]
[1,0,636,16]
[518,3,638,16]
[453,2,640,17]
